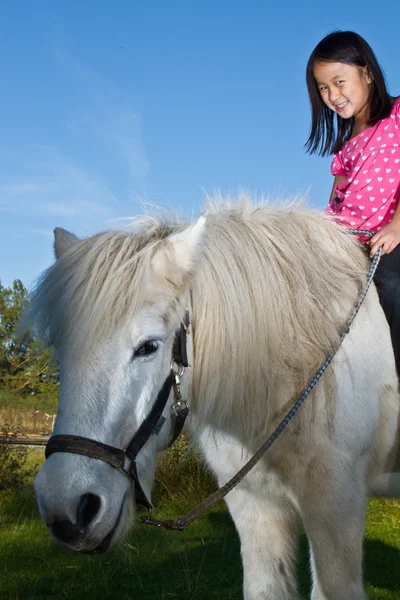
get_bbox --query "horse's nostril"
[77,493,101,529]
[51,520,82,544]
[48,494,102,545]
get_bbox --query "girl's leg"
[373,244,400,375]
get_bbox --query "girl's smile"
[335,100,348,111]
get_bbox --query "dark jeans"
[373,244,400,375]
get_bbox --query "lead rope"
[141,230,382,531]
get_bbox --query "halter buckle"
[172,399,189,417]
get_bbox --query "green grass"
[1,452,400,600]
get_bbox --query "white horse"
[28,198,400,600]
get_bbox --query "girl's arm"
[330,175,347,201]
[370,113,400,256]
[370,193,400,257]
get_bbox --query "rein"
[45,230,382,531]
[141,230,382,530]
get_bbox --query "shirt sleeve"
[330,151,348,177]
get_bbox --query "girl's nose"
[329,89,340,104]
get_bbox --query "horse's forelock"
[27,217,183,354]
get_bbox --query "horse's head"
[31,218,205,553]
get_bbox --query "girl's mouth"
[335,100,349,111]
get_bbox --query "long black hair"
[305,31,393,156]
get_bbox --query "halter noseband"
[45,312,191,510]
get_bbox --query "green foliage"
[0,426,38,491]
[0,279,59,427]
[0,389,58,415]
[153,434,217,504]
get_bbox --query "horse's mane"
[191,196,368,434]
[28,195,369,438]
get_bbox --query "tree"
[0,279,58,396]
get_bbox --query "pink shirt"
[327,97,400,237]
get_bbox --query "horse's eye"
[133,341,159,358]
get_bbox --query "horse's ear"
[54,227,79,259]
[151,216,206,290]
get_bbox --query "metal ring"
[170,361,185,379]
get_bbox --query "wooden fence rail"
[3,434,49,446]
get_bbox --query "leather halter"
[45,312,191,510]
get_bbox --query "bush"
[0,426,38,491]
[153,434,216,504]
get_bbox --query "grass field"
[1,451,400,600]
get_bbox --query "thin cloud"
[0,150,116,223]
[1,44,150,291]
[53,47,149,187]
[91,110,150,182]
[0,182,47,195]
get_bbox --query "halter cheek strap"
[45,371,175,510]
[45,313,191,510]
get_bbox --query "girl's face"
[313,61,372,124]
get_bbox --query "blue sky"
[1,1,400,289]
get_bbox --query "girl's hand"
[369,220,400,257]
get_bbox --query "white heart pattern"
[335,100,400,228]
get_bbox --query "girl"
[306,30,400,374]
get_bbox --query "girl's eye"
[335,80,343,85]
[133,340,159,358]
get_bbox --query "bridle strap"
[168,403,189,447]
[125,371,175,460]
[172,309,190,368]
[45,371,175,510]
[45,316,191,511]
[45,434,126,468]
